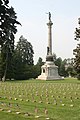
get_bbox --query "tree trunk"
[0,77,2,81]
[2,51,8,82]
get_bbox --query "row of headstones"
[0,104,51,119]
[0,96,76,108]
[0,85,79,91]
[0,90,79,102]
[1,88,78,101]
[0,102,74,120]
[0,82,80,89]
[0,89,80,105]
[0,85,80,96]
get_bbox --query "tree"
[35,57,44,76]
[13,35,34,80]
[0,51,2,80]
[73,18,80,80]
[13,52,27,80]
[53,53,67,76]
[37,57,43,66]
[53,54,66,76]
[55,57,62,75]
[59,59,68,77]
[64,58,76,77]
[0,0,21,81]
[15,35,34,65]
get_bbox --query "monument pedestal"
[37,61,62,80]
[37,55,62,80]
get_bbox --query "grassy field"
[0,78,80,120]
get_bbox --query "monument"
[37,12,62,80]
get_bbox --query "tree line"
[0,0,80,81]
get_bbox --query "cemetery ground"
[0,78,80,120]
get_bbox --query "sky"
[9,0,80,64]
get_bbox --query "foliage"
[35,57,44,75]
[65,58,76,77]
[53,54,68,77]
[37,57,43,66]
[15,35,34,65]
[13,36,34,80]
[75,18,80,41]
[55,57,62,75]
[59,59,68,77]
[73,18,80,80]
[0,0,21,81]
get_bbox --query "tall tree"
[0,0,21,81]
[13,35,34,80]
[73,18,80,79]
[15,35,34,65]
[0,51,2,80]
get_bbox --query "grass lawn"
[0,78,80,120]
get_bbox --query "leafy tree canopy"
[73,18,80,79]
[15,35,34,65]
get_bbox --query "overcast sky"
[9,0,80,64]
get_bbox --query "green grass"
[0,78,80,120]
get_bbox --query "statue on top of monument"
[49,12,51,21]
[46,12,51,21]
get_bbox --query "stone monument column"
[47,12,53,55]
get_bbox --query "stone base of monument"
[37,61,62,80]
